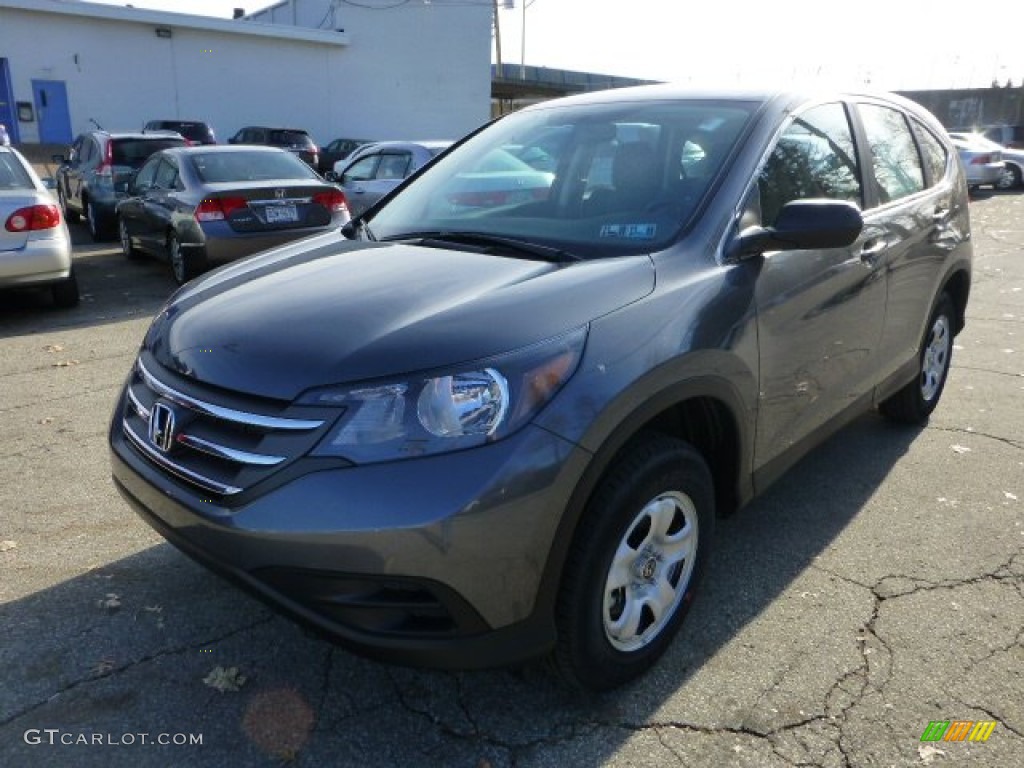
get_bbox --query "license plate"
[264,204,298,223]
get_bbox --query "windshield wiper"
[381,231,581,263]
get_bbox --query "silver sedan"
[949,132,1006,190]
[0,146,78,307]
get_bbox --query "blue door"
[32,80,72,145]
[0,59,17,143]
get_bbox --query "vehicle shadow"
[0,412,921,766]
[0,221,177,338]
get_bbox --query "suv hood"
[146,236,655,401]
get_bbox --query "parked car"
[0,123,10,146]
[116,145,350,284]
[143,119,217,145]
[440,147,554,210]
[0,145,77,307]
[110,85,972,691]
[54,131,187,241]
[981,124,1024,150]
[333,140,451,216]
[227,126,319,169]
[318,137,373,175]
[948,132,1005,190]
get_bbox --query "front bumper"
[110,403,588,669]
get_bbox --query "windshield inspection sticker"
[599,223,657,239]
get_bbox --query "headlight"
[299,327,586,463]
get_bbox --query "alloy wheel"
[602,490,699,652]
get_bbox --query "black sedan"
[117,146,350,284]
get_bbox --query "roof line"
[0,0,350,46]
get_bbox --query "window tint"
[112,138,186,169]
[268,130,314,148]
[154,159,178,189]
[190,150,316,183]
[81,138,96,165]
[859,104,925,204]
[0,153,33,189]
[376,153,412,180]
[758,103,862,225]
[912,121,948,186]
[134,155,161,189]
[343,155,380,184]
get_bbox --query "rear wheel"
[880,293,955,424]
[169,233,204,285]
[996,164,1022,190]
[51,267,80,309]
[57,187,79,222]
[551,434,714,691]
[85,199,110,241]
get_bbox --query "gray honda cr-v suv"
[110,85,972,691]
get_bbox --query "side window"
[134,156,161,190]
[858,104,925,204]
[758,103,862,225]
[376,153,412,180]
[154,159,178,189]
[80,138,97,166]
[343,154,380,184]
[912,121,949,187]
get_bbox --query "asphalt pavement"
[1,191,1021,767]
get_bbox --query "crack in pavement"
[926,424,1024,451]
[0,615,275,728]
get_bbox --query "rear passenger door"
[851,100,963,391]
[753,101,888,477]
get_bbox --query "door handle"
[859,238,887,265]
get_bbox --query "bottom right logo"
[920,720,997,742]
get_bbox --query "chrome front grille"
[121,358,332,498]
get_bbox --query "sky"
[87,0,1024,91]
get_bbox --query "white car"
[948,132,1006,190]
[0,145,78,307]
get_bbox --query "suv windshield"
[268,130,315,148]
[367,99,756,258]
[112,138,187,168]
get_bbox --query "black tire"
[996,164,1022,190]
[551,433,714,691]
[58,187,79,223]
[51,267,80,309]
[119,217,143,260]
[169,233,204,285]
[85,199,110,241]
[880,293,955,424]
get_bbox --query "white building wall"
[245,0,494,142]
[0,0,491,146]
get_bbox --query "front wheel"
[880,293,955,424]
[551,434,714,691]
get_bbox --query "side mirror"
[725,199,863,260]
